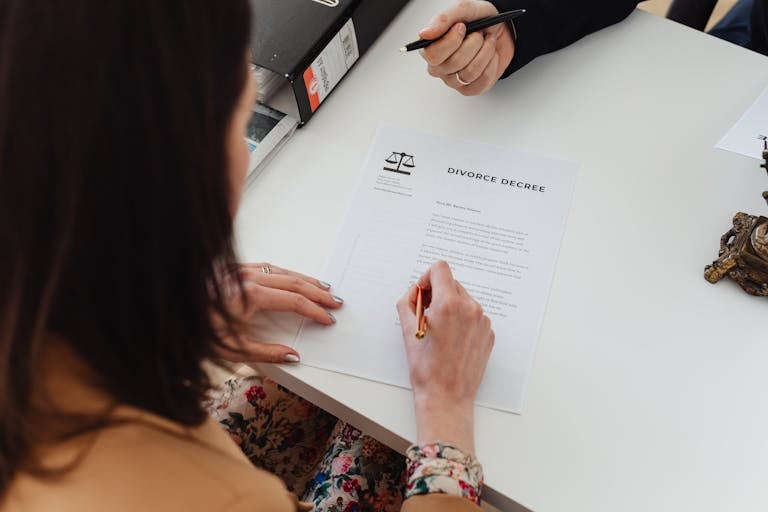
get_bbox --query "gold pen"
[415,285,427,339]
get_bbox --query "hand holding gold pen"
[415,285,428,339]
[396,261,495,449]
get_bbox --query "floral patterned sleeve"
[404,442,484,506]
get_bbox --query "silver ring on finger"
[261,264,272,275]
[455,72,472,86]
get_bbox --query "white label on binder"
[302,18,359,112]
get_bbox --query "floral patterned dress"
[207,371,406,512]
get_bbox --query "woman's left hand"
[213,263,342,364]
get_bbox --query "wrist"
[498,21,516,69]
[412,386,474,409]
[413,393,476,453]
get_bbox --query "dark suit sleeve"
[748,0,768,55]
[488,0,640,76]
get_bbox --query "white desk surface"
[237,4,768,511]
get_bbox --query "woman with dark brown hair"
[0,1,495,511]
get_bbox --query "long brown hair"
[0,0,252,495]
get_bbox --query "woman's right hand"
[396,260,494,453]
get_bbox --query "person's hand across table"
[419,0,515,96]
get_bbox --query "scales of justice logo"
[383,151,415,175]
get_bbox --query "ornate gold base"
[704,212,768,296]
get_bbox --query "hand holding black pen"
[400,9,525,52]
[410,0,521,96]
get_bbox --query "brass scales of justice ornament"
[704,136,768,296]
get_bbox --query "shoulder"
[4,415,296,512]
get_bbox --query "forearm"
[489,0,641,75]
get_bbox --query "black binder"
[249,0,410,125]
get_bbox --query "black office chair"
[666,0,718,30]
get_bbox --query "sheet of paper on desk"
[295,126,577,413]
[716,85,768,160]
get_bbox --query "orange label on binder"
[303,67,321,112]
[301,18,359,114]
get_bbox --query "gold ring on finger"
[455,72,472,86]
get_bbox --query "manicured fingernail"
[327,312,336,324]
[283,354,300,363]
[457,23,466,36]
[332,295,344,304]
[319,280,332,290]
[419,26,432,34]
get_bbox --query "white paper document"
[296,126,577,413]
[717,86,768,160]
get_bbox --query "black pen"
[399,9,526,53]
